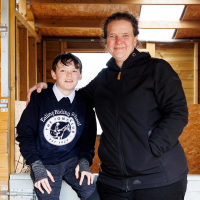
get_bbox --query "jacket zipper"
[116,68,128,177]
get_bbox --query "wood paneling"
[0,112,8,130]
[0,154,8,178]
[19,28,28,101]
[0,131,8,153]
[29,37,37,88]
[156,43,194,104]
[37,43,43,83]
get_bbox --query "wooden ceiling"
[21,0,200,40]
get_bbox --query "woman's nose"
[116,36,122,44]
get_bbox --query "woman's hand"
[34,170,55,194]
[26,82,48,106]
[75,164,95,186]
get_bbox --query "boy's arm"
[16,91,41,165]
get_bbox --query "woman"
[27,12,188,200]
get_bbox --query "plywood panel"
[182,5,200,20]
[0,131,8,153]
[155,53,194,62]
[32,4,140,20]
[67,42,103,49]
[179,104,200,174]
[39,28,102,37]
[175,29,200,39]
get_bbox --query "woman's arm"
[148,60,188,156]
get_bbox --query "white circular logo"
[44,115,77,146]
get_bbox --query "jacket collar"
[106,48,151,70]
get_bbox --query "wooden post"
[146,43,155,57]
[43,41,47,82]
[29,37,37,88]
[61,41,64,54]
[19,28,28,101]
[10,0,16,176]
[194,43,198,104]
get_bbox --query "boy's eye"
[60,70,65,72]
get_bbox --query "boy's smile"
[51,59,82,96]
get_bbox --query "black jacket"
[78,49,188,190]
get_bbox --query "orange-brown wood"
[0,131,8,153]
[0,154,8,178]
[182,5,200,20]
[0,112,8,130]
[19,0,27,19]
[43,41,47,82]
[37,43,43,82]
[29,37,37,88]
[16,23,20,100]
[19,28,28,101]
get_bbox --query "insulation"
[175,29,200,39]
[182,5,200,20]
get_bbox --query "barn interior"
[1,0,200,199]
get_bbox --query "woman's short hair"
[101,11,139,44]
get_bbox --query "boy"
[16,53,97,200]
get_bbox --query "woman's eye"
[73,70,78,72]
[123,34,129,37]
[109,35,115,38]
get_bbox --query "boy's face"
[51,59,82,96]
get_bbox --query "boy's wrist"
[31,160,47,183]
[78,158,92,173]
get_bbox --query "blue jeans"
[30,156,95,200]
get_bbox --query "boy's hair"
[52,53,82,73]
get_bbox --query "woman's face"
[106,20,138,67]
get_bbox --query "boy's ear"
[51,70,57,80]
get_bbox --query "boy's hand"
[26,82,48,107]
[75,165,95,186]
[34,170,55,194]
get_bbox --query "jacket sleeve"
[148,59,188,157]
[78,103,97,166]
[77,70,104,108]
[16,91,41,165]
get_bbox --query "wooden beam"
[27,5,35,30]
[29,37,37,88]
[16,23,20,101]
[146,43,155,57]
[37,19,200,29]
[9,0,16,174]
[30,0,200,5]
[19,28,28,101]
[194,43,198,104]
[19,0,27,19]
[43,41,47,82]
[15,10,41,42]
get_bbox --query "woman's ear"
[51,70,57,80]
[134,35,138,47]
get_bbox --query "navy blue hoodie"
[16,88,97,166]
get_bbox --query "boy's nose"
[66,72,72,76]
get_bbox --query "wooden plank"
[181,80,194,89]
[146,43,155,57]
[37,19,200,29]
[10,0,16,174]
[155,53,194,62]
[19,28,28,101]
[43,41,47,82]
[0,131,8,153]
[0,112,8,130]
[27,5,35,21]
[194,43,198,104]
[37,43,43,82]
[61,42,64,54]
[170,62,194,70]
[19,0,27,19]
[156,48,194,54]
[175,70,194,80]
[63,48,106,52]
[0,154,8,178]
[30,0,200,5]
[29,37,37,87]
[15,10,38,38]
[46,51,61,60]
[15,22,20,100]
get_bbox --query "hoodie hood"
[106,48,151,71]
